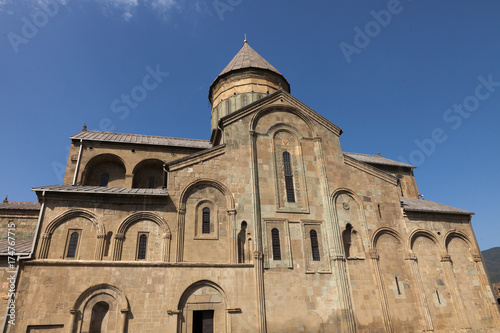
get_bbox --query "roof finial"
[83,123,87,131]
[3,195,7,203]
[377,152,381,157]
[244,34,247,43]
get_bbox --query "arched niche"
[113,212,171,262]
[38,209,105,260]
[333,190,367,258]
[177,281,229,333]
[69,284,129,333]
[177,179,236,263]
[132,159,164,189]
[250,105,318,138]
[82,154,126,187]
[411,231,459,328]
[446,233,495,327]
[373,229,419,330]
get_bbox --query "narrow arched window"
[67,232,79,258]
[242,95,247,107]
[271,228,281,260]
[283,151,295,202]
[310,230,320,261]
[100,172,109,187]
[137,234,147,259]
[202,207,210,234]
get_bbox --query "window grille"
[271,228,281,260]
[137,234,147,259]
[283,151,295,202]
[202,207,210,234]
[67,232,79,258]
[310,230,320,261]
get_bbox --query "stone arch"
[410,229,460,331]
[113,211,171,262]
[70,283,129,333]
[177,280,230,333]
[444,231,472,252]
[38,209,105,260]
[373,227,420,331]
[132,158,165,189]
[332,188,369,256]
[445,231,496,327]
[177,179,237,263]
[372,227,405,250]
[117,211,170,235]
[266,123,306,140]
[82,154,126,187]
[271,128,309,211]
[409,229,440,252]
[178,178,235,211]
[250,105,318,138]
[45,209,104,235]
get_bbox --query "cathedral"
[1,40,499,332]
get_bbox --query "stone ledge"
[23,260,254,268]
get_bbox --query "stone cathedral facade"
[2,41,500,332]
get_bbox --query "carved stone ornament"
[342,201,350,210]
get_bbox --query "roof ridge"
[72,130,210,143]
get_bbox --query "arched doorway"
[177,281,228,333]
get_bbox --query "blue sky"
[1,0,499,250]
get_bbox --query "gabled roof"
[166,144,226,171]
[345,152,415,168]
[32,185,168,197]
[218,89,343,137]
[216,41,284,79]
[400,197,473,215]
[71,130,212,149]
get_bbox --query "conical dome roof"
[208,40,291,134]
[209,39,290,99]
[216,41,284,78]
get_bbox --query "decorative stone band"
[404,252,418,261]
[332,254,346,262]
[440,255,452,263]
[253,251,263,260]
[368,249,379,260]
[114,233,125,241]
[167,310,181,315]
[472,254,482,262]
